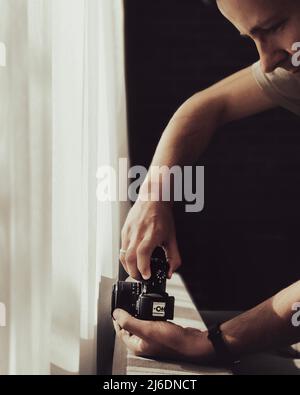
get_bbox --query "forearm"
[152,93,224,167]
[139,65,273,201]
[221,281,300,357]
[140,92,225,198]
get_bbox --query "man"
[113,0,300,367]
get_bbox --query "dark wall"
[124,0,300,310]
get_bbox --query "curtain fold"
[0,0,52,375]
[0,0,129,375]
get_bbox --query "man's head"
[213,0,300,74]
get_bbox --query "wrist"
[185,329,217,364]
[139,180,174,207]
[201,330,218,362]
[207,323,241,366]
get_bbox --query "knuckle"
[137,243,151,256]
[125,250,137,265]
[169,258,181,272]
[143,216,159,229]
[118,316,128,329]
[130,272,140,281]
[126,263,140,279]
[174,259,182,269]
[147,220,163,233]
[135,219,146,230]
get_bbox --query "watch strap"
[207,323,240,367]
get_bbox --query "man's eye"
[269,24,281,33]
[268,20,287,34]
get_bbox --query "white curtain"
[0,0,129,375]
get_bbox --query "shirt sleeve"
[252,61,300,116]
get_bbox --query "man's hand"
[120,198,181,280]
[112,309,215,363]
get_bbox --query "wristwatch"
[207,323,240,367]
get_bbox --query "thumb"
[113,308,152,340]
[163,235,181,279]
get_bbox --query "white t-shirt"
[252,61,300,116]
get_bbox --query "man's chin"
[282,67,300,74]
[280,63,300,73]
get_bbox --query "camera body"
[112,257,175,321]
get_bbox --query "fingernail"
[142,273,151,280]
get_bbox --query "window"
[0,0,129,375]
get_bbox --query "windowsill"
[112,273,232,375]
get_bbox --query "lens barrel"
[111,281,141,317]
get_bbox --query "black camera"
[112,256,175,321]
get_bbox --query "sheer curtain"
[0,0,129,375]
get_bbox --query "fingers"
[121,229,161,281]
[136,235,162,280]
[120,229,141,280]
[163,236,182,279]
[113,319,141,352]
[118,332,165,358]
[120,225,145,280]
[114,326,183,360]
[119,230,129,274]
[113,309,153,340]
[119,251,128,274]
[124,243,142,280]
[121,234,180,280]
[117,330,144,354]
[120,202,181,281]
[113,309,185,351]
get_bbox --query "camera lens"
[112,281,141,317]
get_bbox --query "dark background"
[124,0,300,310]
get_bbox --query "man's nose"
[256,40,286,74]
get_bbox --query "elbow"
[172,90,228,129]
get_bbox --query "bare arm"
[148,65,275,170]
[121,66,276,280]
[113,281,300,364]
[115,69,299,364]
[221,281,300,357]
